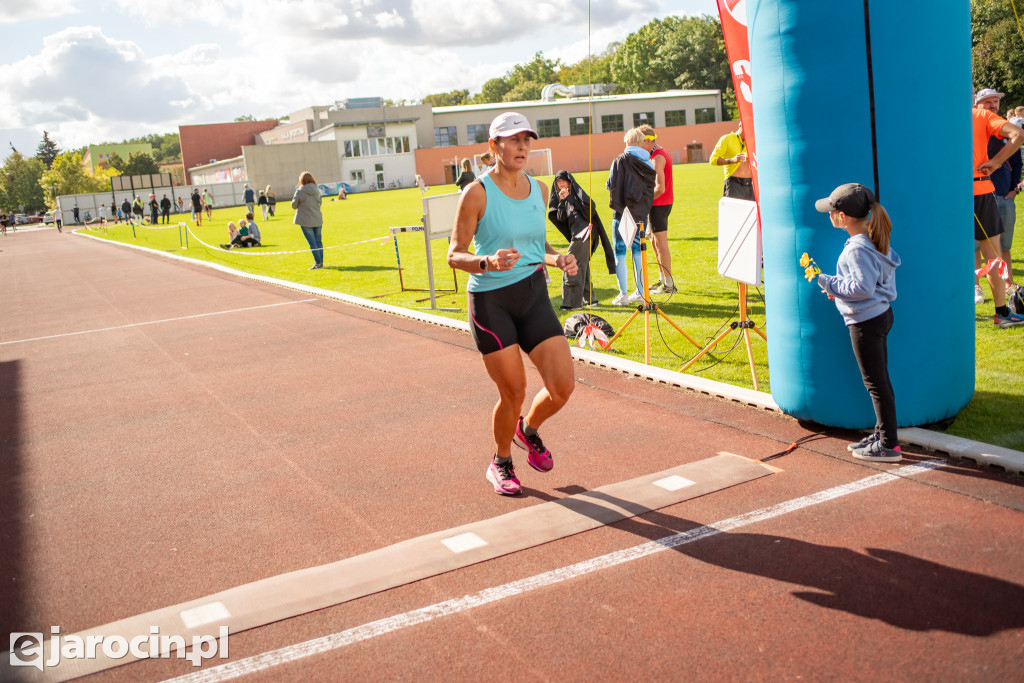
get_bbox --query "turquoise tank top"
[468,173,547,293]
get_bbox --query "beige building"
[183,89,726,194]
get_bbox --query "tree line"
[422,15,736,118]
[1,131,180,213]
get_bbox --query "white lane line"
[0,300,317,346]
[163,461,943,683]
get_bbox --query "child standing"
[814,183,902,463]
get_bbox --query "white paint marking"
[441,532,488,554]
[162,460,943,683]
[0,300,317,346]
[180,602,231,630]
[652,475,696,491]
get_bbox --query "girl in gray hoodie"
[815,183,901,463]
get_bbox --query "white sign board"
[716,197,761,286]
[423,192,461,240]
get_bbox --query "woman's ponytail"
[867,202,892,254]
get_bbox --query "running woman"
[447,112,578,495]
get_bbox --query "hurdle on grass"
[388,191,461,311]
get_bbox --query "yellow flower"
[800,252,810,268]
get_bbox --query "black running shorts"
[469,269,564,356]
[649,204,672,234]
[973,192,1004,241]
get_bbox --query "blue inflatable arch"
[750,0,974,427]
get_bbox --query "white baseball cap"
[974,87,1004,105]
[488,112,538,140]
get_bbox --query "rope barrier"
[181,223,393,256]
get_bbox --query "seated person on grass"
[220,220,259,249]
[243,211,261,246]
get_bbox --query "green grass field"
[86,164,1024,451]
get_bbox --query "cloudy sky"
[0,0,720,162]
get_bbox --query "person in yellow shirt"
[710,121,754,200]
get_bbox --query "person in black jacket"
[160,194,172,223]
[607,127,657,305]
[548,170,615,309]
[454,158,475,191]
[148,194,159,224]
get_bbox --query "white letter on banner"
[733,60,753,103]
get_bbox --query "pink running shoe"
[514,417,553,473]
[486,459,521,495]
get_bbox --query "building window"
[633,112,655,127]
[351,170,364,183]
[601,114,624,133]
[537,119,561,138]
[569,116,591,136]
[665,110,687,127]
[695,108,716,124]
[466,124,489,144]
[435,126,458,147]
[344,136,412,158]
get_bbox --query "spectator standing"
[190,188,203,226]
[607,127,657,305]
[121,198,132,224]
[292,172,324,269]
[639,124,677,294]
[455,158,476,191]
[265,186,276,217]
[710,121,754,200]
[258,190,269,221]
[548,170,614,309]
[971,88,1024,327]
[243,184,255,215]
[160,194,172,224]
[176,196,185,214]
[72,206,80,223]
[202,188,214,220]
[149,194,159,224]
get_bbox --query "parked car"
[43,211,54,224]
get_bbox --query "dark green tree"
[556,44,618,88]
[106,152,126,173]
[502,81,545,103]
[35,131,62,169]
[474,76,512,104]
[422,89,470,107]
[0,151,46,212]
[122,151,160,176]
[234,114,256,121]
[659,14,735,118]
[972,0,1024,113]
[610,17,685,93]
[508,52,562,88]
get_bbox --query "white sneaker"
[611,293,630,306]
[627,291,644,303]
[975,284,985,304]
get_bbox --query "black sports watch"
[479,257,488,271]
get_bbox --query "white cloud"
[0,0,80,24]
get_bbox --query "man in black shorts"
[639,124,676,294]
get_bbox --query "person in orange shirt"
[972,88,1024,327]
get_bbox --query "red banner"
[717,0,760,204]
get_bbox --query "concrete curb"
[72,230,1024,476]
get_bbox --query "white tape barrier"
[182,224,393,256]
